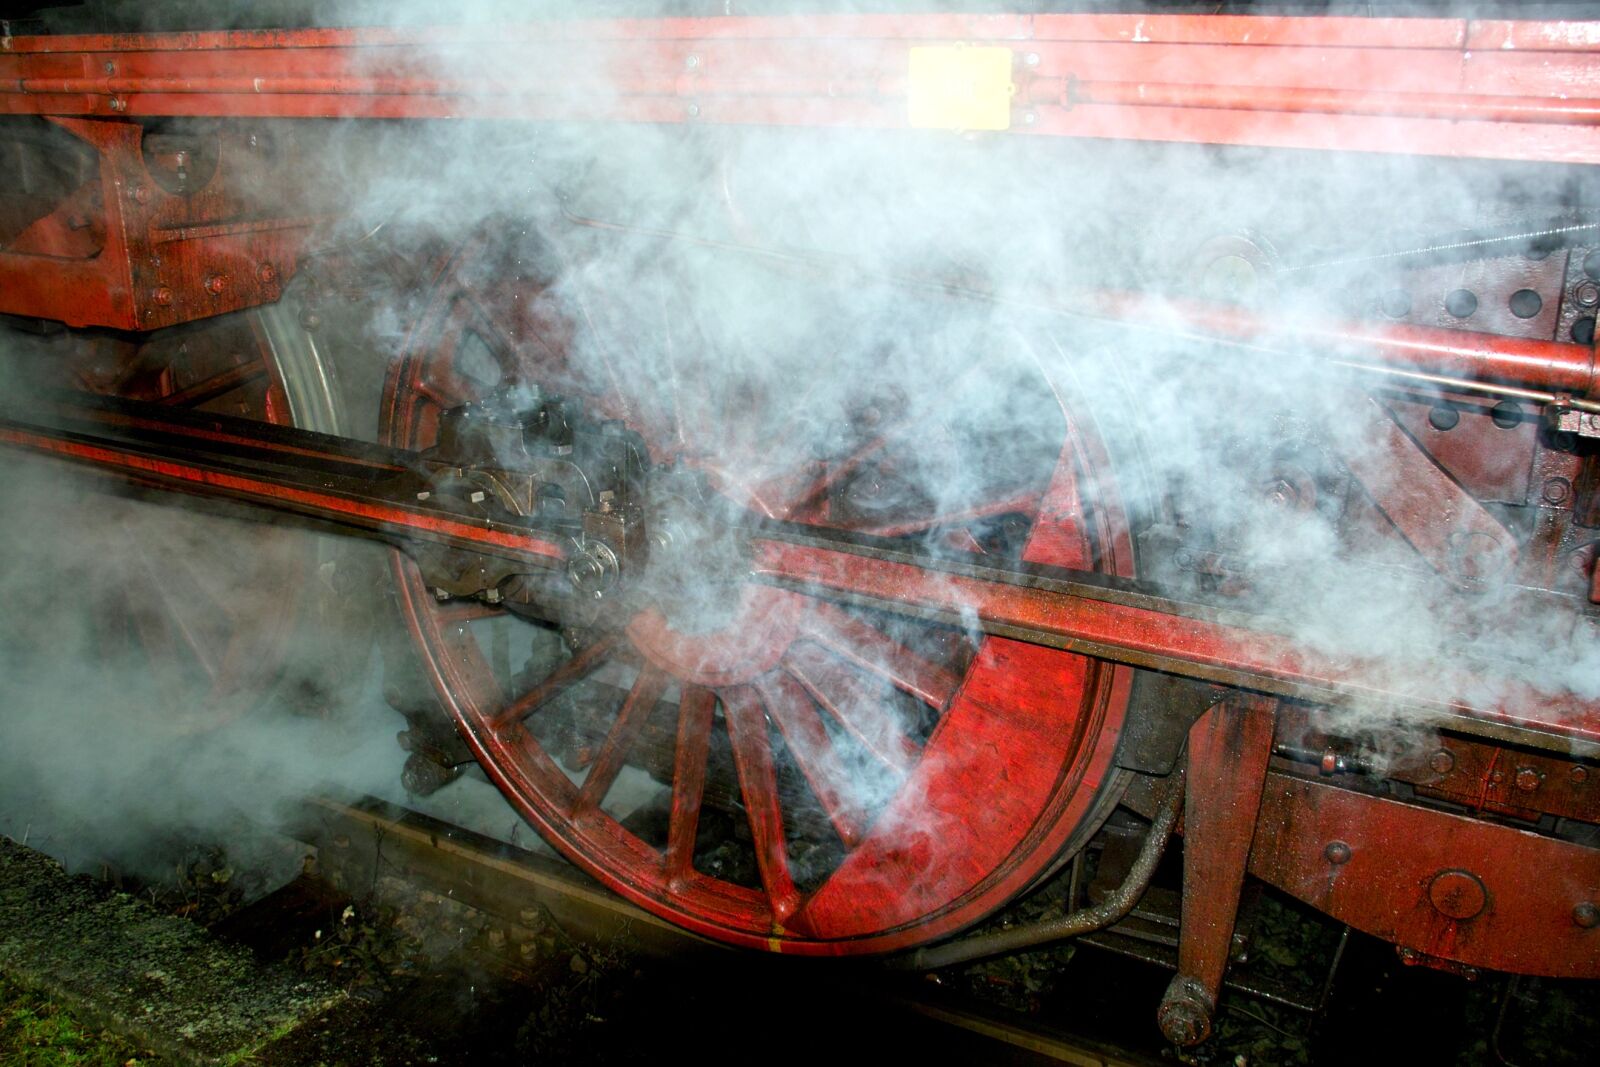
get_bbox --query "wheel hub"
[626,586,801,687]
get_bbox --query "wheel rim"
[383,228,1136,954]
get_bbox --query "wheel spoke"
[124,561,222,686]
[721,685,802,924]
[853,490,1041,538]
[576,664,668,812]
[432,599,505,625]
[783,642,918,776]
[801,601,959,711]
[490,633,617,728]
[157,362,268,408]
[755,671,866,848]
[665,684,716,878]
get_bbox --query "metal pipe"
[897,765,1187,972]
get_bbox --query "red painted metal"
[2,14,1600,164]
[748,538,1600,753]
[0,2,1595,1011]
[378,225,1139,954]
[0,117,314,330]
[1159,696,1278,1047]
[1250,772,1600,978]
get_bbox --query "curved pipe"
[897,764,1187,972]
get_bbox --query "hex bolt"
[1325,840,1352,865]
[1572,765,1590,785]
[1428,749,1455,775]
[1514,767,1543,793]
[483,587,503,604]
[1575,281,1600,309]
[151,286,174,306]
[204,274,228,296]
[1542,477,1573,506]
[1574,902,1600,929]
[416,490,431,501]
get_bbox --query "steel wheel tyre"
[382,227,1138,954]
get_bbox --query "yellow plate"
[907,44,1015,132]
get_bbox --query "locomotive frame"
[0,6,1598,1048]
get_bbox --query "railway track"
[291,794,1166,1067]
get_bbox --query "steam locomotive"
[0,1,1597,1048]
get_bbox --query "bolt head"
[1024,51,1040,67]
[204,274,228,295]
[1542,477,1573,506]
[256,262,277,284]
[1574,902,1600,929]
[1428,749,1455,775]
[1514,767,1543,793]
[1324,840,1352,865]
[151,286,174,307]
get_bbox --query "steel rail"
[1,386,1595,756]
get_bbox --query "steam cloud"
[2,1,1595,897]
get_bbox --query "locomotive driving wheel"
[3,301,345,733]
[382,226,1140,954]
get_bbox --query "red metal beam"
[2,15,1600,163]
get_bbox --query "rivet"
[151,286,174,306]
[204,274,228,295]
[107,96,127,112]
[256,262,277,284]
[684,53,700,70]
[1023,52,1040,67]
[1022,109,1038,126]
[1514,767,1543,793]
[131,184,150,205]
[1428,749,1455,775]
[1324,841,1352,865]
[686,102,701,119]
[1574,902,1600,929]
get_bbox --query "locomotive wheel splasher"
[380,226,1141,952]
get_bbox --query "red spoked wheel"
[5,304,343,732]
[382,227,1138,954]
